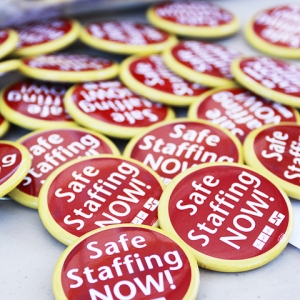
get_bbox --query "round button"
[159,162,293,272]
[9,127,120,209]
[188,85,300,143]
[163,41,241,87]
[80,20,177,55]
[64,80,175,138]
[243,123,300,200]
[38,155,164,244]
[245,4,300,59]
[123,118,243,186]
[231,56,300,108]
[120,54,211,106]
[0,79,76,130]
[52,224,200,300]
[12,18,80,57]
[147,1,239,38]
[19,53,119,83]
[0,141,31,198]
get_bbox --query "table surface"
[1,1,300,299]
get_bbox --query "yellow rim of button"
[243,122,300,200]
[162,47,237,88]
[64,84,175,139]
[120,55,211,106]
[0,29,19,59]
[158,162,293,272]
[13,19,81,57]
[244,14,300,59]
[38,155,165,245]
[80,24,178,55]
[0,59,20,73]
[147,6,239,38]
[8,127,120,209]
[18,57,119,83]
[0,141,31,198]
[231,57,300,108]
[52,224,200,300]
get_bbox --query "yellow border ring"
[119,55,210,106]
[0,141,31,198]
[0,29,19,59]
[243,122,300,200]
[80,22,178,55]
[52,224,200,300]
[162,44,238,88]
[147,4,239,38]
[13,18,81,57]
[64,83,175,139]
[158,162,293,272]
[231,56,300,108]
[244,8,300,59]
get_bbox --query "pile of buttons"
[0,2,299,299]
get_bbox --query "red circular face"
[59,226,193,300]
[69,80,170,127]
[22,54,114,71]
[193,87,298,142]
[128,55,210,96]
[171,41,241,79]
[2,80,72,121]
[46,157,163,236]
[239,56,300,97]
[17,129,116,198]
[14,18,73,48]
[168,164,290,259]
[153,2,234,26]
[126,120,241,185]
[253,124,300,186]
[86,21,170,44]
[0,30,10,45]
[0,143,22,185]
[252,4,300,49]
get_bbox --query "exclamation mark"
[164,270,176,290]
